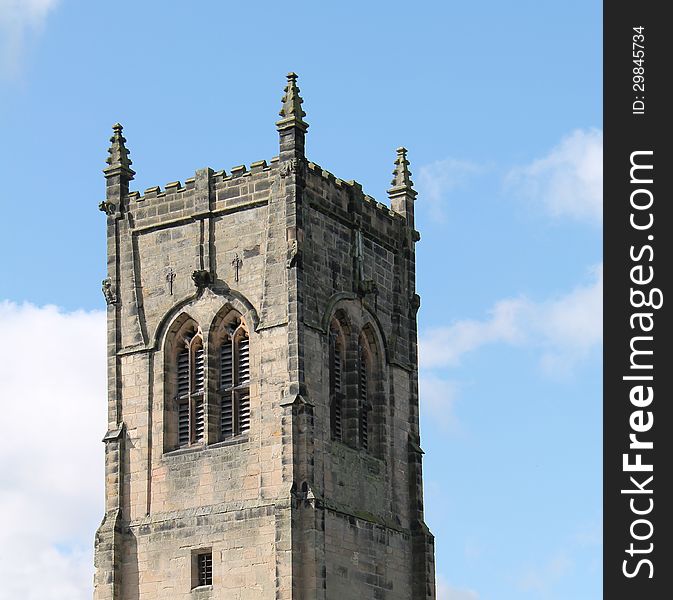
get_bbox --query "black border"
[604,4,672,596]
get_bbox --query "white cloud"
[420,263,602,376]
[507,128,603,225]
[437,575,480,600]
[417,158,483,221]
[0,0,60,78]
[421,297,526,368]
[0,301,105,600]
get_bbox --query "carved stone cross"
[165,267,176,295]
[231,254,243,282]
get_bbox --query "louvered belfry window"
[176,329,205,448]
[220,319,250,440]
[359,342,370,451]
[330,330,344,441]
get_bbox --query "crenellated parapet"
[113,155,413,253]
[122,158,278,231]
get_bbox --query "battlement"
[130,157,276,202]
[111,153,411,253]
[305,160,404,218]
[118,158,277,232]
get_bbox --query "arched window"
[176,327,206,447]
[329,322,345,441]
[327,310,386,454]
[219,317,250,440]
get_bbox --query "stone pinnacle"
[388,147,415,195]
[277,72,308,130]
[104,122,135,178]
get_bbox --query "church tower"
[94,74,436,600]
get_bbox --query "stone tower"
[94,74,435,600]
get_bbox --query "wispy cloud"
[0,301,105,600]
[417,158,483,221]
[436,575,480,600]
[0,0,60,79]
[420,263,602,376]
[507,128,603,225]
[419,374,463,432]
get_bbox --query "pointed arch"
[164,314,206,450]
[320,292,390,363]
[323,301,389,454]
[153,288,259,353]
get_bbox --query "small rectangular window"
[196,551,212,586]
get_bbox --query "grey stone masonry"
[93,73,435,600]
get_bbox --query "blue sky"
[0,1,602,599]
